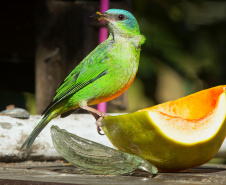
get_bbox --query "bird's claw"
[95,116,104,127]
[96,116,106,135]
[97,126,105,135]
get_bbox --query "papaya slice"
[102,85,226,171]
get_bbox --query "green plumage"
[21,9,145,149]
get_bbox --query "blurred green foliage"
[127,0,226,111]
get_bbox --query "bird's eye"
[118,14,125,21]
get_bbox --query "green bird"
[21,9,145,149]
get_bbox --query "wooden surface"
[0,161,226,185]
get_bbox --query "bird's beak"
[91,11,109,22]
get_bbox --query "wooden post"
[35,1,99,113]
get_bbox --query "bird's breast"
[87,39,140,105]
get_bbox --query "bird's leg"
[82,105,107,118]
[80,105,108,135]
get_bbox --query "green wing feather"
[42,40,112,115]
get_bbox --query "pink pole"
[97,0,109,113]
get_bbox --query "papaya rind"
[102,92,226,171]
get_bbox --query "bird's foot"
[96,116,105,135]
[80,105,108,135]
[91,112,107,135]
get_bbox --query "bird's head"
[91,9,141,38]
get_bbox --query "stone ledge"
[0,114,114,162]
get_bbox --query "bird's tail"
[21,111,55,149]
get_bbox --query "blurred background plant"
[127,0,226,112]
[0,0,226,114]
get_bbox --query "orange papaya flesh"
[102,85,226,171]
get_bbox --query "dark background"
[0,0,226,114]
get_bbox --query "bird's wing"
[42,42,112,115]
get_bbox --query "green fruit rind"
[102,92,226,171]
